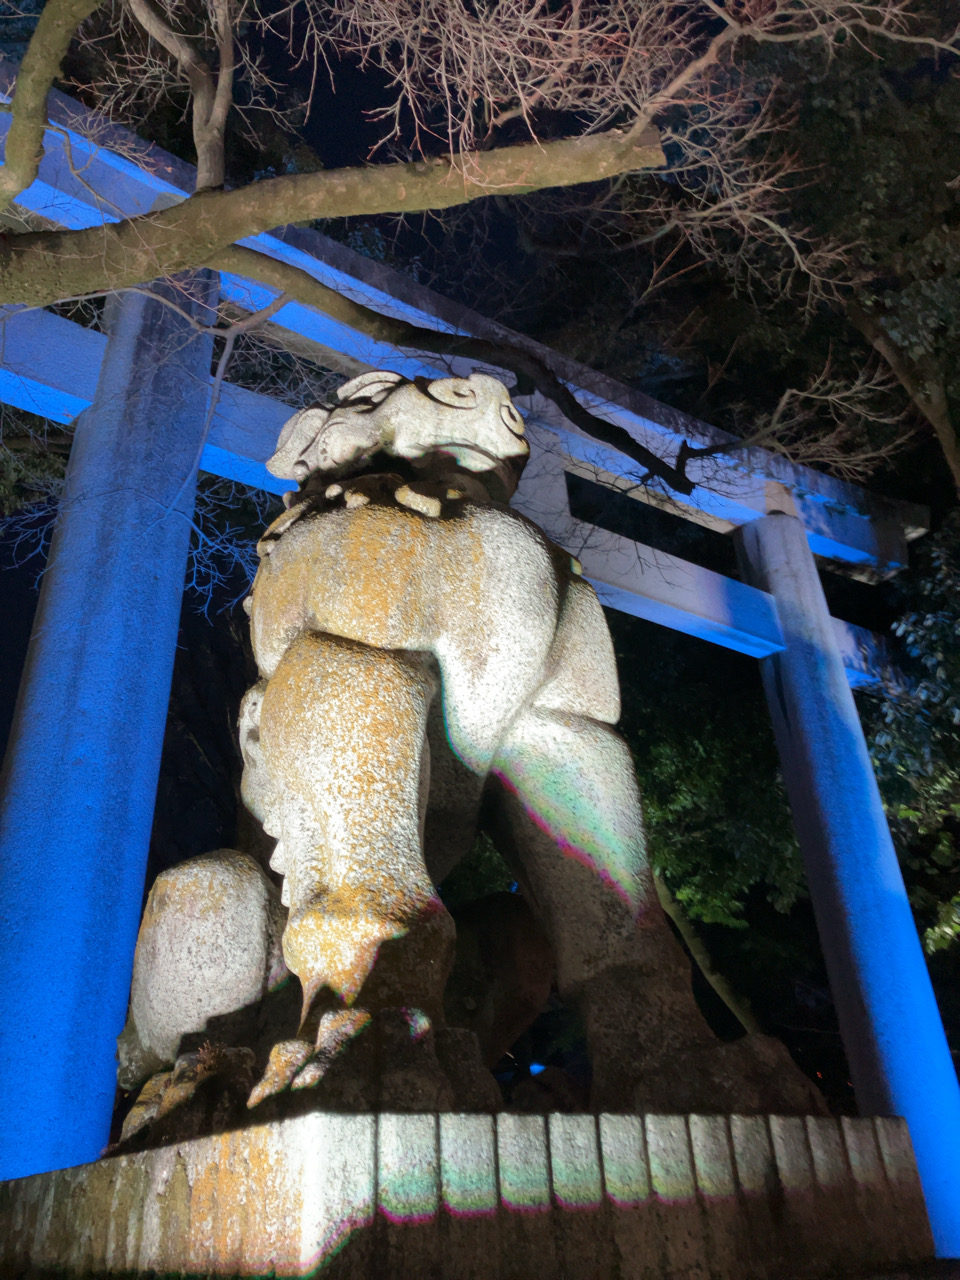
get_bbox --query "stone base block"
[0,1112,934,1278]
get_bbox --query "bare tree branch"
[124,0,233,189]
[624,24,736,143]
[732,354,913,482]
[850,302,960,498]
[0,0,105,214]
[0,127,665,306]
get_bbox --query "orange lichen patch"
[185,1131,249,1270]
[259,635,433,820]
[252,627,452,1015]
[250,502,538,678]
[247,499,573,780]
[240,1123,307,1272]
[143,860,242,924]
[283,896,408,1006]
[321,504,446,648]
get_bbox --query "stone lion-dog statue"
[117,370,822,1136]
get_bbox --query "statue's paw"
[119,1056,204,1144]
[289,1058,326,1091]
[247,1038,312,1108]
[121,1043,257,1143]
[291,1007,372,1092]
[249,1010,374,1104]
[150,1052,206,1124]
[120,1070,173,1144]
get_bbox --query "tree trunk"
[848,302,960,499]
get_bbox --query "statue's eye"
[446,382,476,405]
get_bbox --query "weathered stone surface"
[116,850,287,1089]
[0,1112,934,1278]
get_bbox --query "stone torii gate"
[0,77,959,1259]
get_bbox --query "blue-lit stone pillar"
[0,275,215,1180]
[737,510,960,1258]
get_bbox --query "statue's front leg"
[249,632,455,1102]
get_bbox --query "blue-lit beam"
[738,512,960,1258]
[0,304,289,495]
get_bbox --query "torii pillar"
[737,499,960,1258]
[0,275,215,1180]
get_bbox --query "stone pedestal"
[0,1111,933,1278]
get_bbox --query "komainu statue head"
[266,370,529,484]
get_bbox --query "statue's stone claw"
[119,1055,203,1145]
[120,1043,258,1144]
[250,1010,374,1102]
[119,1070,172,1144]
[289,1059,326,1091]
[247,1039,312,1108]
[288,1008,373,1092]
[312,1007,372,1063]
[152,1052,206,1122]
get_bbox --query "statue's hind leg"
[487,706,714,1108]
[488,707,825,1115]
[250,632,456,1102]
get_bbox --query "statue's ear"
[335,370,406,406]
[266,406,330,480]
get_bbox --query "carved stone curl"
[116,371,824,1142]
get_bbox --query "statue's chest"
[250,502,560,677]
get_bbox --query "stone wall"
[0,1111,934,1278]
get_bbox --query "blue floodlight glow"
[0,282,216,1181]
[741,512,960,1260]
[0,369,89,424]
